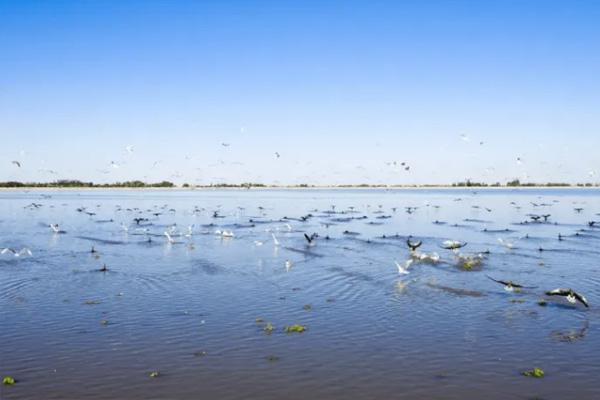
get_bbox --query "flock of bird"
[5,191,596,312]
[7,133,598,184]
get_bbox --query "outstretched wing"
[486,275,508,286]
[573,292,589,308]
[545,288,568,296]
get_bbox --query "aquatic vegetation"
[458,257,484,270]
[303,304,312,311]
[3,376,16,385]
[522,368,544,378]
[100,319,109,325]
[537,300,548,307]
[84,300,101,305]
[284,324,307,333]
[263,323,275,334]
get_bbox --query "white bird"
[185,225,194,237]
[120,223,129,232]
[271,233,280,246]
[395,259,413,275]
[285,260,293,271]
[414,252,440,263]
[49,224,66,234]
[284,223,292,232]
[498,238,515,249]
[125,145,134,154]
[254,240,264,246]
[215,230,234,238]
[1,248,32,257]
[164,231,175,244]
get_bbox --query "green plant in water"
[3,376,16,385]
[303,304,312,311]
[263,323,275,334]
[538,300,548,306]
[284,324,307,333]
[522,368,544,378]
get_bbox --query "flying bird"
[12,161,21,167]
[441,240,467,250]
[304,233,318,245]
[1,248,33,257]
[271,233,280,246]
[487,276,536,292]
[545,288,589,307]
[406,238,422,252]
[394,259,413,275]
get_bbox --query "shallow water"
[1,188,599,399]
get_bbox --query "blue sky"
[1,0,599,185]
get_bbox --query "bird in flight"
[394,259,412,275]
[487,276,536,292]
[12,161,21,168]
[545,288,589,307]
[406,238,422,252]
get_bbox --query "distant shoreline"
[1,186,599,192]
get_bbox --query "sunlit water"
[1,188,599,399]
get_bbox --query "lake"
[1,188,599,399]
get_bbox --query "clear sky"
[1,0,599,185]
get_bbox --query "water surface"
[1,189,599,399]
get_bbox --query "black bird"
[542,214,551,222]
[487,276,536,292]
[98,264,109,272]
[304,233,318,245]
[545,288,589,307]
[528,214,541,222]
[406,238,422,252]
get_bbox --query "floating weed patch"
[510,299,526,304]
[3,376,16,385]
[522,368,544,378]
[537,300,548,307]
[84,300,101,305]
[255,318,265,323]
[303,304,312,311]
[284,324,307,333]
[100,319,109,325]
[263,323,275,334]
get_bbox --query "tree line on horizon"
[0,179,598,188]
